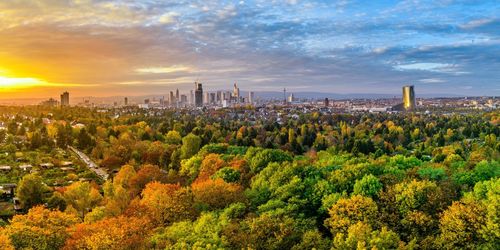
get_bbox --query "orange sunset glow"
[0,0,498,101]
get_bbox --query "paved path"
[68,146,109,180]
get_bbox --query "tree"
[324,195,378,235]
[102,165,137,216]
[16,174,47,210]
[165,130,182,145]
[0,227,14,250]
[181,133,202,159]
[64,215,152,250]
[248,148,292,173]
[438,200,487,249]
[332,222,401,250]
[4,206,79,250]
[353,174,383,198]
[140,182,197,225]
[245,214,313,250]
[195,153,226,182]
[393,179,445,215]
[129,164,166,196]
[291,229,331,250]
[30,131,42,149]
[212,167,241,183]
[151,212,228,249]
[46,192,67,211]
[191,179,245,210]
[77,128,92,149]
[63,181,103,219]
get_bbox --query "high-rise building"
[169,91,175,105]
[283,88,287,105]
[210,93,216,104]
[190,90,194,105]
[233,83,240,103]
[176,89,179,100]
[288,93,294,103]
[60,91,69,107]
[204,92,210,104]
[124,97,128,106]
[248,92,254,104]
[324,98,329,107]
[216,91,222,104]
[195,82,203,107]
[402,85,416,110]
[223,91,231,102]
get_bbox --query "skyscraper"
[204,92,209,104]
[124,97,128,106]
[233,83,240,103]
[60,91,69,107]
[176,89,179,100]
[283,88,287,105]
[169,91,175,106]
[210,93,216,104]
[195,82,203,107]
[248,91,254,104]
[402,85,416,110]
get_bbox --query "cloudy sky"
[0,0,498,99]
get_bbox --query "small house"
[39,163,54,168]
[19,164,33,171]
[0,165,12,172]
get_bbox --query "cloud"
[0,0,498,98]
[157,12,179,24]
[394,63,469,75]
[419,78,446,83]
[135,66,192,74]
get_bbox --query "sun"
[0,76,44,89]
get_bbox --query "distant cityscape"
[35,83,498,112]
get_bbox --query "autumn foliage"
[191,179,245,210]
[64,215,152,250]
[140,182,197,225]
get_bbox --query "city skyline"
[0,1,499,99]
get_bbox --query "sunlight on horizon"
[0,76,45,89]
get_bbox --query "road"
[68,146,109,180]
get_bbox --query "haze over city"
[0,0,499,100]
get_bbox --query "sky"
[0,0,499,99]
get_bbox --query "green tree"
[165,130,182,145]
[249,148,292,173]
[181,133,202,159]
[16,174,47,210]
[63,181,103,219]
[353,174,383,198]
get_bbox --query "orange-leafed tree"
[129,164,167,196]
[0,227,14,250]
[64,215,152,250]
[191,179,245,210]
[194,153,226,183]
[140,182,197,225]
[4,206,79,250]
